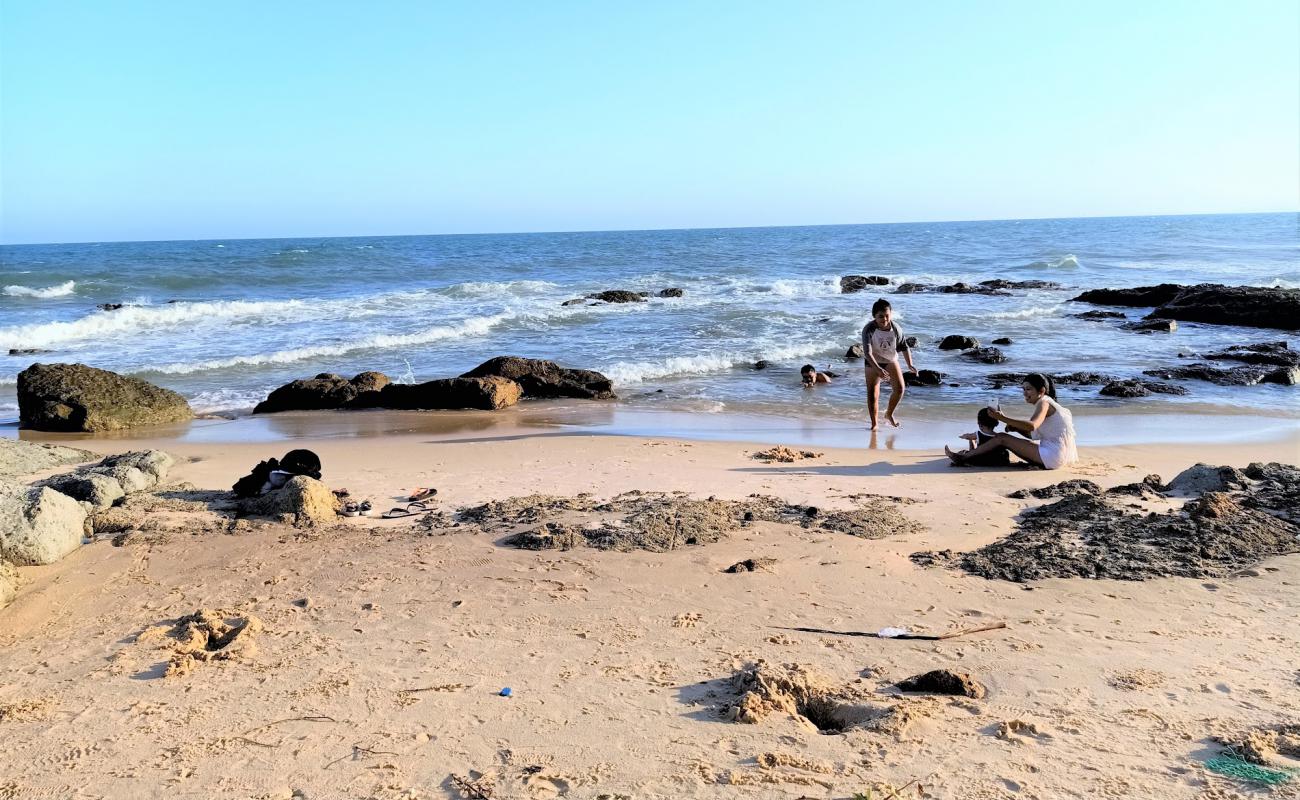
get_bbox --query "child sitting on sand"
[800,364,836,387]
[957,408,1012,466]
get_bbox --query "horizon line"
[2,208,1296,248]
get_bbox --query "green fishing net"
[1204,752,1293,786]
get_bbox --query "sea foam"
[3,280,76,298]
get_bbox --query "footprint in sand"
[672,612,702,628]
[524,770,571,797]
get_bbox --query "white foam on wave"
[763,277,840,297]
[1266,277,1300,289]
[984,304,1067,320]
[3,280,76,298]
[187,388,271,415]
[440,279,560,298]
[1023,255,1079,269]
[604,341,838,384]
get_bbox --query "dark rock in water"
[946,484,1300,582]
[17,363,193,432]
[992,337,1013,345]
[938,282,1009,295]
[894,282,926,293]
[1076,283,1300,330]
[657,287,684,298]
[254,371,392,413]
[1167,463,1249,495]
[978,279,1061,290]
[1073,310,1127,320]
[561,298,586,306]
[1008,479,1102,499]
[939,335,978,350]
[753,360,769,370]
[904,369,945,387]
[1122,318,1177,333]
[1072,284,1185,308]
[1203,341,1299,367]
[839,275,889,293]
[1099,379,1189,398]
[1143,363,1300,386]
[585,290,646,303]
[987,371,1113,387]
[964,347,1007,364]
[462,356,616,400]
[817,317,831,323]
[897,670,986,699]
[8,348,51,356]
[904,336,918,349]
[724,557,776,573]
[845,343,864,359]
[378,376,521,411]
[96,303,124,312]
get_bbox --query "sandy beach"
[2,415,1298,800]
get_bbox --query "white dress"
[1033,397,1078,470]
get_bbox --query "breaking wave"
[3,280,76,298]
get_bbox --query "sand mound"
[752,447,822,463]
[896,669,986,698]
[1221,723,1300,766]
[914,464,1300,581]
[138,608,265,677]
[724,557,776,573]
[724,661,843,727]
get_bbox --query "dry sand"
[1,423,1299,799]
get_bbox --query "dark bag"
[232,457,279,498]
[279,449,322,479]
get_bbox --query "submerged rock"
[1203,341,1299,367]
[462,356,616,400]
[1143,363,1300,386]
[845,343,864,359]
[18,363,193,432]
[840,275,890,293]
[992,337,1013,345]
[657,287,684,298]
[963,346,1007,364]
[978,279,1061,290]
[939,335,978,350]
[585,290,647,303]
[380,376,522,411]
[1122,318,1177,333]
[904,369,945,387]
[1099,378,1189,398]
[987,371,1112,387]
[1072,310,1127,320]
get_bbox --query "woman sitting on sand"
[945,373,1078,470]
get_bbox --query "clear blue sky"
[2,1,1297,244]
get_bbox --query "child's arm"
[959,431,977,443]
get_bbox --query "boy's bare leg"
[865,365,882,430]
[884,361,907,426]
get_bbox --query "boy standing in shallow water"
[863,298,917,430]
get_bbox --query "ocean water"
[2,213,1298,427]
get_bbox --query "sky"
[1,1,1297,244]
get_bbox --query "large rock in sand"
[0,482,88,566]
[18,363,193,432]
[253,371,391,414]
[461,356,616,400]
[43,449,176,510]
[0,438,96,481]
[0,560,17,608]
[238,476,338,527]
[379,376,522,410]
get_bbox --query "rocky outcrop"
[753,360,769,370]
[1143,363,1300,386]
[1203,342,1298,367]
[1099,379,1189,398]
[979,279,1061,290]
[1072,310,1126,320]
[461,356,616,400]
[253,372,390,414]
[8,348,51,356]
[992,337,1013,345]
[1122,318,1177,333]
[1167,464,1249,495]
[904,369,945,387]
[379,376,522,411]
[18,363,193,432]
[987,372,1112,388]
[657,288,684,298]
[1074,284,1300,331]
[840,275,890,293]
[939,335,978,350]
[0,482,88,566]
[0,560,16,609]
[586,290,647,303]
[238,476,338,528]
[896,282,1009,295]
[845,344,864,359]
[963,347,1007,364]
[42,450,176,511]
[0,439,95,482]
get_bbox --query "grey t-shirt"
[862,320,908,366]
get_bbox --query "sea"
[2,212,1298,433]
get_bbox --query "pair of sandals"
[379,488,438,519]
[341,500,373,517]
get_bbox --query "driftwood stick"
[241,714,338,735]
[779,621,1006,640]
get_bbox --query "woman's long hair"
[1024,372,1057,400]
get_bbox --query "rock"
[845,343,864,359]
[939,335,978,350]
[1143,363,1299,386]
[964,347,1007,364]
[897,670,986,699]
[839,275,889,293]
[1203,342,1299,367]
[978,279,1061,290]
[461,356,615,400]
[938,282,1009,295]
[1099,379,1189,398]
[894,283,926,293]
[253,371,391,414]
[97,303,124,311]
[904,369,945,387]
[18,363,194,432]
[1008,479,1102,499]
[724,557,776,573]
[238,476,338,527]
[753,360,769,370]
[8,348,52,356]
[992,337,1013,345]
[1072,284,1185,308]
[904,336,918,349]
[986,372,1112,387]
[98,450,176,484]
[1076,284,1300,330]
[1072,310,1127,320]
[1166,463,1249,495]
[585,290,646,303]
[0,482,88,566]
[0,560,16,608]
[41,450,175,511]
[1122,318,1177,333]
[657,288,684,298]
[44,472,126,510]
[561,298,585,306]
[0,439,96,482]
[1106,474,1167,498]
[378,376,522,411]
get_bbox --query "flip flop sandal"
[408,487,438,502]
[332,488,351,498]
[340,501,360,517]
[381,503,427,519]
[358,500,374,517]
